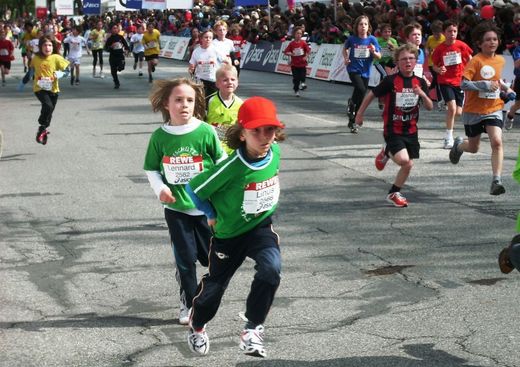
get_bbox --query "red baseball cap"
[238,96,284,129]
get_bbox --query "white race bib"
[112,42,122,50]
[146,41,156,49]
[0,49,8,56]
[198,60,214,74]
[478,89,500,99]
[293,47,304,56]
[413,64,423,77]
[395,92,419,108]
[443,52,462,66]
[381,46,392,58]
[353,46,370,59]
[162,156,204,185]
[242,176,280,215]
[37,77,53,91]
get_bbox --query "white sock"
[446,130,453,139]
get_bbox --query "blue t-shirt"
[344,35,381,78]
[512,46,520,77]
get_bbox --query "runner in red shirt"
[0,28,14,86]
[431,20,473,149]
[283,26,311,97]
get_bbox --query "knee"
[398,159,413,171]
[490,137,503,151]
[255,262,281,286]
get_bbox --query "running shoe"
[300,83,307,90]
[505,113,514,130]
[386,192,408,207]
[114,83,120,89]
[151,64,156,72]
[443,136,454,149]
[348,118,358,134]
[239,325,266,358]
[375,145,389,171]
[75,79,80,85]
[179,302,190,325]
[36,126,49,145]
[449,137,464,164]
[490,180,505,196]
[295,91,300,97]
[138,71,143,77]
[99,72,105,79]
[499,247,514,274]
[187,326,210,355]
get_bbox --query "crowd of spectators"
[3,0,520,54]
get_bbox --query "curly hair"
[471,20,502,47]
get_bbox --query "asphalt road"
[1,52,520,367]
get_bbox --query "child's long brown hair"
[149,78,206,123]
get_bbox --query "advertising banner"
[83,0,101,15]
[310,43,340,81]
[235,0,268,5]
[166,0,193,9]
[274,40,291,75]
[56,0,74,15]
[115,0,142,11]
[142,0,166,9]
[241,41,282,73]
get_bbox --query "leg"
[92,50,98,75]
[486,125,503,177]
[390,149,413,189]
[35,91,58,128]
[98,50,104,76]
[291,67,299,93]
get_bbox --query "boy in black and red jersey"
[355,44,433,207]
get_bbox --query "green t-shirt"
[190,143,281,239]
[143,118,225,211]
[206,92,243,154]
[375,37,398,65]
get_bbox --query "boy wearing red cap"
[185,96,286,358]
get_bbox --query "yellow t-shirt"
[425,34,445,66]
[142,29,161,56]
[462,53,505,115]
[30,54,70,93]
[22,28,39,51]
[90,29,106,50]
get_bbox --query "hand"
[438,65,447,75]
[489,80,500,91]
[159,188,176,203]
[207,218,216,228]
[413,85,426,97]
[354,114,363,126]
[344,58,350,65]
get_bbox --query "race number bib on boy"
[381,46,392,58]
[443,52,462,66]
[146,41,156,49]
[162,155,204,185]
[353,46,370,58]
[478,89,500,99]
[242,176,280,215]
[37,77,53,91]
[395,91,419,108]
[198,61,214,74]
[413,64,423,77]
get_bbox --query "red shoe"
[375,146,389,171]
[386,192,408,207]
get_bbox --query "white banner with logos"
[159,36,190,60]
[166,0,193,8]
[142,0,166,9]
[56,0,74,15]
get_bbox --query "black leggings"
[291,66,306,92]
[35,91,59,128]
[92,49,103,67]
[348,72,369,113]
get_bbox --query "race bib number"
[443,52,462,66]
[413,64,423,77]
[37,77,53,91]
[162,155,204,185]
[93,41,102,49]
[381,46,392,58]
[0,49,8,56]
[242,176,280,215]
[198,60,215,74]
[146,41,156,49]
[112,42,122,50]
[71,42,80,52]
[395,92,419,108]
[353,46,370,58]
[293,47,304,56]
[478,89,500,99]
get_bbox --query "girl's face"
[357,18,369,36]
[215,25,227,39]
[479,31,499,55]
[444,25,458,42]
[241,126,277,158]
[396,50,417,74]
[165,84,196,125]
[41,40,53,56]
[381,28,392,40]
[96,21,103,30]
[137,26,144,34]
[111,25,119,34]
[407,28,422,46]
[200,31,213,48]
[192,28,199,38]
[147,25,154,33]
[294,29,303,40]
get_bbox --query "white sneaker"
[239,325,266,358]
[99,71,105,79]
[188,326,210,355]
[179,303,190,325]
[295,91,300,97]
[443,137,454,149]
[505,113,514,130]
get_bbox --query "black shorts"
[0,61,11,69]
[513,78,520,101]
[385,134,420,159]
[464,118,503,137]
[145,54,159,61]
[439,84,464,107]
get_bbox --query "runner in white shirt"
[212,20,234,65]
[130,24,145,77]
[63,26,90,85]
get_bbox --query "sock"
[493,175,501,183]
[388,185,401,194]
[245,321,257,330]
[446,129,453,139]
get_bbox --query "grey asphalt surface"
[1,52,520,367]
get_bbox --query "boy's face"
[381,28,392,39]
[216,71,238,94]
[215,25,227,38]
[200,32,213,47]
[397,50,417,74]
[444,25,458,42]
[407,28,422,46]
[479,30,499,54]
[112,25,119,34]
[72,29,79,36]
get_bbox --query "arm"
[415,84,433,111]
[342,46,350,65]
[460,78,497,91]
[354,90,376,125]
[145,170,175,203]
[185,184,216,225]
